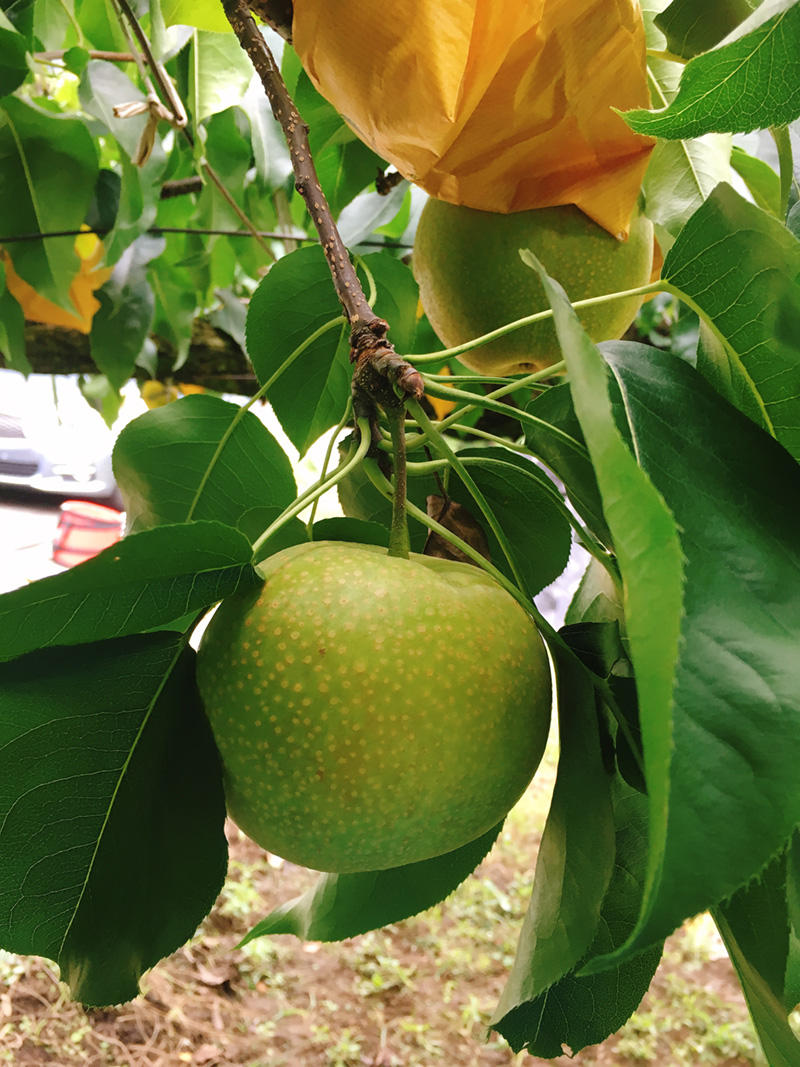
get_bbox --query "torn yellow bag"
[293,0,654,236]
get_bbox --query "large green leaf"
[162,0,230,32]
[641,0,732,242]
[241,823,502,945]
[730,145,784,217]
[246,246,415,456]
[664,183,800,461]
[0,633,228,1006]
[448,448,572,598]
[90,234,164,389]
[495,776,662,1057]
[655,0,760,58]
[190,30,254,123]
[79,61,168,259]
[0,521,257,662]
[0,96,98,308]
[491,643,622,1050]
[714,851,800,1067]
[0,25,28,96]
[599,341,800,957]
[113,394,298,539]
[523,254,685,962]
[0,261,27,372]
[523,383,610,545]
[531,250,800,963]
[626,1,800,138]
[246,244,350,455]
[787,833,800,1011]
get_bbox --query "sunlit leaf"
[0,521,257,662]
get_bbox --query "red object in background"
[52,500,124,567]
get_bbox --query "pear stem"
[386,405,411,559]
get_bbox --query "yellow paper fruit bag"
[2,230,113,334]
[293,0,654,236]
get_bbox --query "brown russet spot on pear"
[413,199,655,377]
[196,541,552,873]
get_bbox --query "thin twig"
[112,0,274,258]
[34,49,136,62]
[221,0,423,403]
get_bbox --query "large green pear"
[196,541,551,873]
[413,199,654,376]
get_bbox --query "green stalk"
[409,283,661,363]
[385,405,411,558]
[415,378,587,458]
[408,399,528,592]
[307,397,353,535]
[251,417,372,558]
[770,125,795,220]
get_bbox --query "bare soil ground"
[0,765,764,1067]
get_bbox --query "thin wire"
[0,227,412,249]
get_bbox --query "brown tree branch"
[6,321,257,396]
[221,0,423,406]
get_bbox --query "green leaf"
[664,183,800,461]
[595,340,800,958]
[626,2,800,138]
[523,260,686,968]
[655,0,760,58]
[565,558,624,626]
[90,234,164,390]
[0,521,257,662]
[730,145,784,216]
[0,26,29,96]
[0,96,98,308]
[495,777,662,1057]
[79,60,148,162]
[0,634,228,1006]
[0,266,28,373]
[190,31,254,123]
[523,383,611,544]
[241,822,502,945]
[162,0,231,32]
[113,393,297,538]
[338,447,438,553]
[79,61,167,258]
[245,244,350,455]
[787,833,800,1011]
[527,252,800,962]
[316,138,385,217]
[311,516,390,548]
[450,449,572,598]
[714,852,800,1067]
[490,644,616,1046]
[717,851,793,1004]
[642,2,733,243]
[360,252,418,355]
[338,184,409,247]
[75,0,128,51]
[31,0,77,51]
